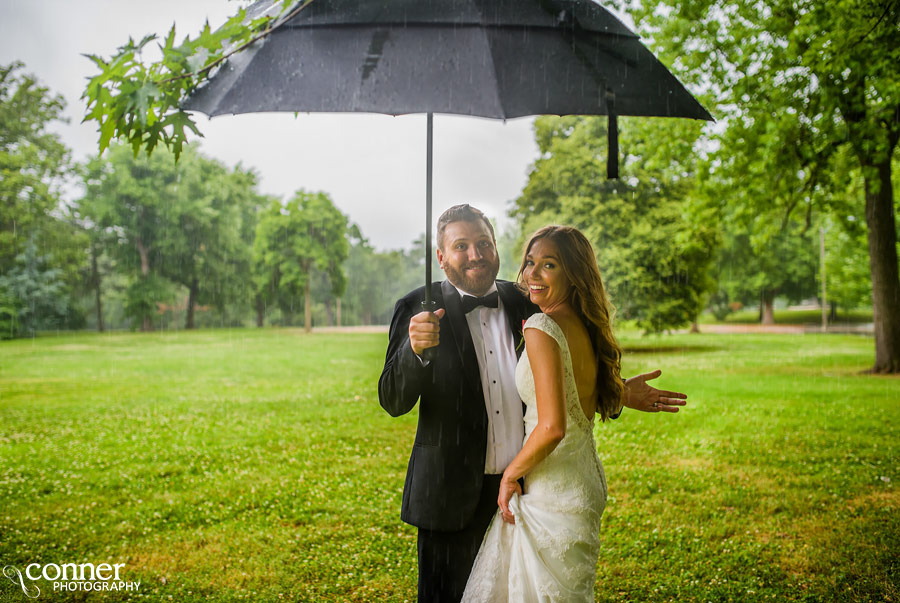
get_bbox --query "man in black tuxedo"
[378,204,686,602]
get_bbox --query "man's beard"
[442,258,500,296]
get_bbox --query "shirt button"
[493,380,496,384]
[496,410,500,414]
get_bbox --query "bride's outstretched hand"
[624,369,687,413]
[498,476,522,524]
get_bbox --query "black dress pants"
[416,474,503,603]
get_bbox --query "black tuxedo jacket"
[378,279,538,532]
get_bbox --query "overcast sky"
[0,0,572,250]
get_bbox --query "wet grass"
[0,328,896,601]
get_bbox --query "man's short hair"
[436,204,496,251]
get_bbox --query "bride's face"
[523,238,571,312]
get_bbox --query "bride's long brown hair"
[517,225,624,421]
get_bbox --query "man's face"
[436,219,500,296]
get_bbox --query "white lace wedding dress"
[462,313,609,602]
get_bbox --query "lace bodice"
[515,312,606,517]
[517,313,595,438]
[463,312,608,602]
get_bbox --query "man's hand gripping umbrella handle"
[419,301,439,362]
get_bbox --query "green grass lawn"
[1,328,897,602]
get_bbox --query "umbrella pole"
[424,112,434,307]
[420,113,438,362]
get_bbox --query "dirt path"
[310,325,389,334]
[697,323,873,335]
[698,323,806,334]
[305,323,872,335]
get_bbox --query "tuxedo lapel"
[440,280,482,392]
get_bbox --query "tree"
[73,196,119,333]
[81,2,296,159]
[513,115,717,333]
[714,225,819,324]
[496,220,526,282]
[153,152,263,329]
[253,190,348,332]
[80,144,176,330]
[1,62,71,272]
[337,227,437,326]
[819,148,898,316]
[1,62,88,336]
[694,86,826,324]
[615,0,900,370]
[823,218,872,315]
[78,144,261,330]
[0,236,68,338]
[340,226,393,325]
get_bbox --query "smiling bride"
[462,225,626,602]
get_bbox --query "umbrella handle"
[420,300,438,362]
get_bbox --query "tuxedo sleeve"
[378,297,431,417]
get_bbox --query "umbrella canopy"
[185,0,711,122]
[184,0,712,312]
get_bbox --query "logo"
[3,562,140,598]
[3,567,39,599]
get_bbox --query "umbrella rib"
[281,22,638,39]
[480,29,508,119]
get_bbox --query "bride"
[462,225,625,602]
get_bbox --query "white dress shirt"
[455,284,525,474]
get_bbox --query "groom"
[378,204,686,602]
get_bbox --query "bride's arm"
[498,327,567,524]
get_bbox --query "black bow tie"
[461,291,499,314]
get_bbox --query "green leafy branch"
[81,0,310,160]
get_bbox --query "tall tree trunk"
[136,236,153,332]
[91,243,104,333]
[864,159,900,373]
[761,290,775,325]
[336,298,341,327]
[255,294,264,327]
[186,278,198,329]
[304,281,312,333]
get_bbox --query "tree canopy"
[1,62,86,337]
[1,62,72,274]
[612,0,900,371]
[79,144,265,330]
[253,190,349,332]
[514,115,717,332]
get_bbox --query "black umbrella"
[185,0,712,309]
